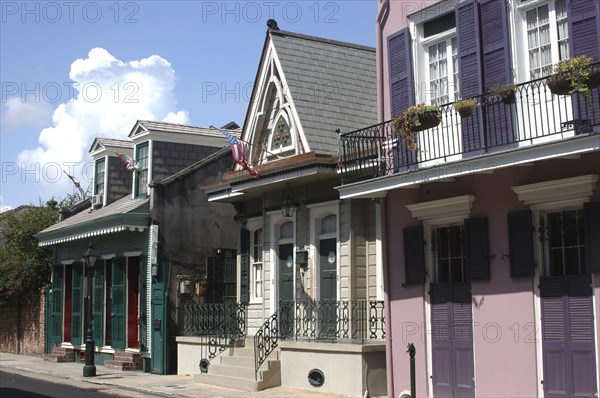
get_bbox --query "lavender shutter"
[465,217,490,280]
[456,0,485,153]
[388,28,417,170]
[508,210,534,277]
[541,275,597,398]
[403,224,425,284]
[480,0,515,148]
[584,201,600,273]
[431,283,475,398]
[567,1,600,134]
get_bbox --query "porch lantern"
[281,185,294,217]
[82,242,98,377]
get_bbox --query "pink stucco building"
[337,0,600,397]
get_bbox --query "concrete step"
[220,355,255,368]
[226,346,255,357]
[208,363,256,379]
[194,373,261,392]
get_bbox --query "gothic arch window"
[269,112,294,154]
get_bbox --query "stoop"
[44,346,75,363]
[194,340,281,392]
[104,351,142,371]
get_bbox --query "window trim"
[513,0,570,83]
[134,141,150,198]
[94,157,106,198]
[250,226,264,303]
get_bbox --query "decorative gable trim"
[406,195,475,221]
[512,174,599,208]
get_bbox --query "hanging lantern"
[281,185,294,217]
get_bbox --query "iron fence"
[339,70,600,185]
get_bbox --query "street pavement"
[0,353,347,398]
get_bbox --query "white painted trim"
[247,217,265,304]
[309,202,340,302]
[512,174,599,205]
[102,155,108,206]
[337,135,600,199]
[406,195,475,221]
[375,202,383,301]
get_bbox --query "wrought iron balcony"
[338,71,600,185]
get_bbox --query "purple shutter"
[456,0,485,153]
[388,28,417,170]
[541,276,597,398]
[388,28,415,117]
[403,224,425,284]
[584,201,600,273]
[567,1,600,133]
[480,0,515,148]
[465,217,490,280]
[568,0,600,61]
[508,210,535,277]
[431,283,475,398]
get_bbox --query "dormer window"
[269,113,293,154]
[94,158,105,197]
[135,142,149,197]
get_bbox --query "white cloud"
[1,98,53,128]
[17,48,188,200]
[162,111,190,124]
[0,196,13,213]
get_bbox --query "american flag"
[221,130,259,179]
[63,171,85,196]
[115,152,139,171]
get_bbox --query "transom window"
[320,215,336,235]
[432,225,466,283]
[525,0,569,80]
[280,221,293,240]
[94,158,105,196]
[135,143,149,197]
[542,209,586,276]
[251,228,263,300]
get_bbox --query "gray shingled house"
[37,122,240,376]
[195,26,387,396]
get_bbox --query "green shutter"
[71,263,83,346]
[403,224,426,284]
[240,228,250,303]
[465,217,490,280]
[111,258,126,349]
[50,265,63,347]
[93,261,104,347]
[508,210,535,277]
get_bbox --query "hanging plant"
[453,98,479,118]
[490,84,517,104]
[393,103,441,150]
[547,55,600,97]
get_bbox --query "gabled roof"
[244,29,377,155]
[130,120,240,139]
[89,138,134,154]
[36,195,149,246]
[152,147,232,187]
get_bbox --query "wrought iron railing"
[339,71,600,185]
[253,300,385,380]
[181,303,247,371]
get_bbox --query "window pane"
[280,222,293,239]
[320,215,336,235]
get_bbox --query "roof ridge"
[268,28,375,53]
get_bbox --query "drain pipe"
[407,343,416,398]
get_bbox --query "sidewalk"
[0,353,347,398]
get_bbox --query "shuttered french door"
[431,283,475,398]
[540,275,597,398]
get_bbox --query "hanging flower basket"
[547,55,599,97]
[490,84,517,104]
[393,103,441,150]
[453,98,478,118]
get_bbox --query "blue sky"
[0,0,376,211]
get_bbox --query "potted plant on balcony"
[546,55,600,97]
[490,83,517,104]
[453,98,479,118]
[393,103,441,150]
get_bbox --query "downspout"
[376,2,393,397]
